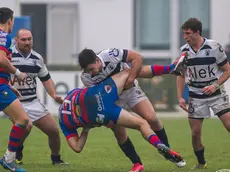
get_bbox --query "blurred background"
[2,0,230,114]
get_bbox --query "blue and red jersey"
[59,88,89,140]
[0,29,12,84]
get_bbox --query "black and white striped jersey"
[10,46,51,102]
[81,48,135,87]
[181,38,228,99]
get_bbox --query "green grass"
[0,117,229,172]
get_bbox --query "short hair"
[16,28,31,38]
[78,49,97,69]
[0,7,14,24]
[181,18,202,36]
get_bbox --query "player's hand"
[178,97,188,112]
[10,86,21,98]
[202,85,216,95]
[54,95,64,104]
[124,77,135,89]
[17,72,27,82]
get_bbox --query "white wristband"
[15,69,21,76]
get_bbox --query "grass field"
[0,117,230,172]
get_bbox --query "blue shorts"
[0,84,17,111]
[84,77,122,126]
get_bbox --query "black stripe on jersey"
[12,53,22,58]
[188,78,218,88]
[39,73,51,82]
[20,96,37,102]
[181,48,189,52]
[122,49,128,62]
[200,45,212,51]
[14,65,41,73]
[107,63,121,78]
[18,88,36,96]
[187,57,216,66]
[189,90,221,98]
[218,59,228,66]
[29,54,40,60]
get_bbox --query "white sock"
[4,149,16,163]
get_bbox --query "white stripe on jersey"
[10,46,50,101]
[181,38,228,98]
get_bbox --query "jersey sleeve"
[98,48,128,63]
[38,55,51,81]
[214,42,228,66]
[59,120,78,140]
[0,34,12,55]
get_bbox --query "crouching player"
[58,69,186,168]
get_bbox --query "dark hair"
[0,7,14,24]
[78,48,97,69]
[181,18,202,36]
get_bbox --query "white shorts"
[188,94,230,119]
[22,99,49,122]
[115,86,148,108]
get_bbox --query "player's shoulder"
[0,31,11,48]
[30,49,44,60]
[205,38,224,51]
[97,48,121,59]
[180,43,190,52]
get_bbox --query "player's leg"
[137,52,188,78]
[110,126,144,172]
[15,120,33,165]
[1,94,32,172]
[188,118,207,169]
[188,97,209,169]
[33,113,68,165]
[211,94,230,132]
[111,69,130,95]
[116,108,185,167]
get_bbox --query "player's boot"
[191,162,207,169]
[171,52,188,76]
[51,155,69,165]
[157,144,186,167]
[0,157,27,172]
[129,163,144,172]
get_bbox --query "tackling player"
[79,48,186,171]
[59,69,185,170]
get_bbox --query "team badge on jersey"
[205,49,210,56]
[104,85,112,93]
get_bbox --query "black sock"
[16,145,24,160]
[51,154,61,162]
[18,145,24,151]
[154,127,170,147]
[119,137,142,165]
[194,148,206,164]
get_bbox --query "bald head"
[15,29,33,54]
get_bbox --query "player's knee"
[138,118,149,130]
[144,113,159,125]
[15,117,31,128]
[48,127,60,138]
[112,127,128,143]
[191,128,202,138]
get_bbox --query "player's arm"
[0,50,21,76]
[66,128,89,153]
[38,56,63,104]
[176,75,188,112]
[203,43,230,95]
[124,50,143,88]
